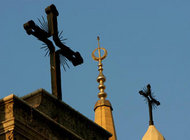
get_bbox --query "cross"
[23,4,83,100]
[139,84,160,125]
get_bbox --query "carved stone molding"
[0,92,111,140]
[6,130,13,140]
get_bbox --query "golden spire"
[92,36,117,140]
[92,36,108,99]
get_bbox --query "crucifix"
[23,4,83,100]
[139,84,160,125]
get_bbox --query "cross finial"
[139,84,160,125]
[23,4,83,100]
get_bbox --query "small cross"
[139,84,160,125]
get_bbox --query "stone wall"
[0,90,111,140]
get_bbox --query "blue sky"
[1,0,190,139]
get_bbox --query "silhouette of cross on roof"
[139,84,160,125]
[23,4,83,100]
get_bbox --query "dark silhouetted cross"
[23,4,83,100]
[139,84,160,125]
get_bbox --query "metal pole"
[55,51,62,100]
[50,48,58,98]
[148,100,154,125]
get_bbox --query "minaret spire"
[92,36,117,140]
[92,36,107,99]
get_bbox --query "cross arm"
[23,20,54,51]
[45,5,83,66]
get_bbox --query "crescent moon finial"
[91,36,108,99]
[92,36,107,62]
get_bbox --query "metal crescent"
[92,47,107,61]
